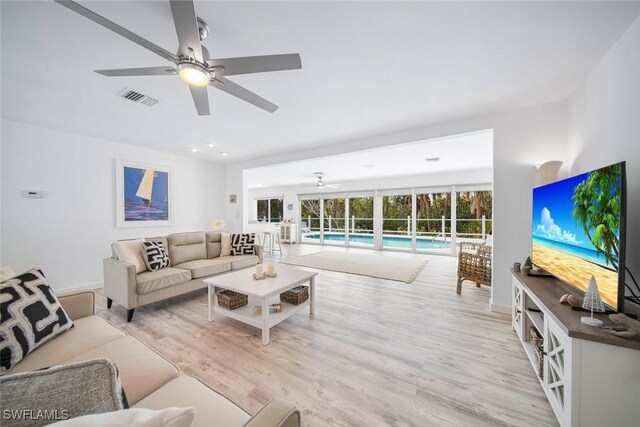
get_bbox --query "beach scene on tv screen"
[532,164,622,308]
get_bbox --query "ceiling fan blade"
[95,66,176,77]
[169,0,203,62]
[324,184,341,188]
[54,1,177,63]
[188,85,210,116]
[211,77,278,113]
[207,54,301,76]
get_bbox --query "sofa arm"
[243,398,300,427]
[253,245,264,264]
[103,257,138,309]
[57,291,95,320]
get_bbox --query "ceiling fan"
[54,0,302,115]
[303,173,341,189]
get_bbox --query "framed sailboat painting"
[115,160,174,227]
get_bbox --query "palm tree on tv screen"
[572,164,622,270]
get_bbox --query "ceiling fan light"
[177,62,210,87]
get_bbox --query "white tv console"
[511,270,640,427]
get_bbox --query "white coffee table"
[204,265,317,345]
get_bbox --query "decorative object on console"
[211,219,225,231]
[581,275,605,327]
[559,293,581,307]
[231,233,256,255]
[602,313,640,338]
[140,241,171,271]
[513,262,521,272]
[115,160,172,228]
[534,160,563,186]
[0,269,73,372]
[229,195,237,203]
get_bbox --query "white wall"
[567,17,640,309]
[1,119,225,291]
[246,167,493,228]
[226,100,568,311]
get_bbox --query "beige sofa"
[104,231,262,321]
[3,290,300,427]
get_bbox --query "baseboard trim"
[56,282,103,295]
[490,303,511,315]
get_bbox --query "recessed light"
[221,152,227,156]
[191,148,198,153]
[208,143,215,148]
[425,157,440,162]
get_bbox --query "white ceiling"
[244,129,493,188]
[2,1,639,162]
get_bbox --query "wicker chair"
[456,246,492,294]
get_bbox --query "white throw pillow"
[220,232,231,257]
[48,407,196,427]
[112,239,148,273]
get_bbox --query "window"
[255,198,283,222]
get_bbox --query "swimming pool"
[302,233,453,249]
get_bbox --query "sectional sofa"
[2,290,300,426]
[104,231,262,321]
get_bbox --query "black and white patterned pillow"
[0,269,74,373]
[230,233,256,255]
[140,241,171,271]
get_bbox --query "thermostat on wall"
[22,190,45,198]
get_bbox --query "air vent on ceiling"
[118,89,159,107]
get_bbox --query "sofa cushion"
[230,233,256,255]
[168,233,207,265]
[136,268,191,294]
[220,233,231,257]
[205,231,222,259]
[217,255,259,271]
[173,259,230,279]
[141,241,171,271]
[64,336,179,405]
[112,239,148,273]
[134,376,250,427]
[0,359,128,427]
[5,315,126,375]
[1,269,74,373]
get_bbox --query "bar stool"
[261,231,274,255]
[272,225,283,255]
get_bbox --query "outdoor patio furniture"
[456,246,492,294]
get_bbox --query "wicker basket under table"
[280,286,309,305]
[528,326,544,380]
[217,290,248,310]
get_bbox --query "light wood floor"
[96,245,558,427]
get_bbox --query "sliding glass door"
[348,196,374,247]
[299,186,492,255]
[416,192,451,253]
[300,199,321,244]
[456,191,492,241]
[322,197,346,246]
[382,194,413,250]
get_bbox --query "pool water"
[303,233,453,249]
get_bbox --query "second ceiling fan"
[55,0,302,115]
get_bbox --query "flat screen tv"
[532,161,626,311]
